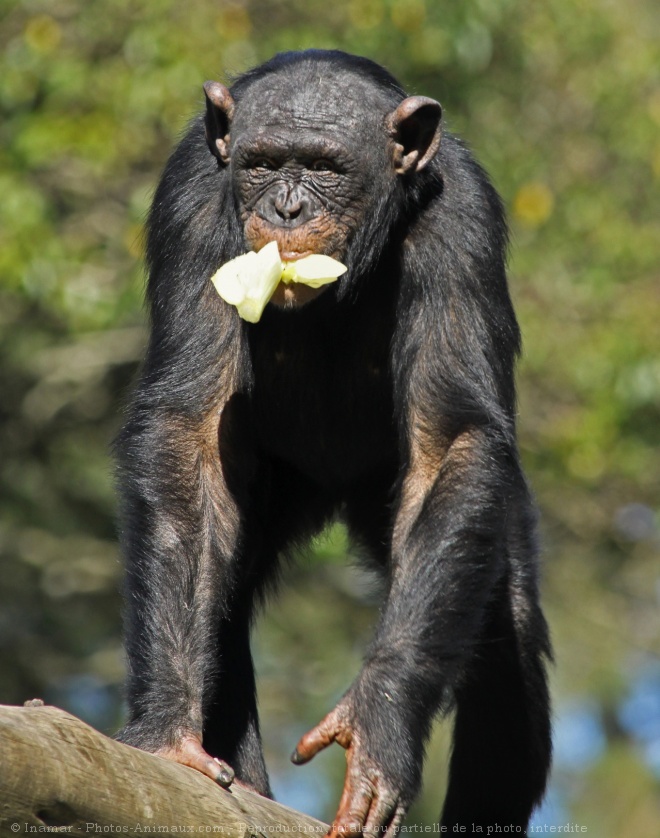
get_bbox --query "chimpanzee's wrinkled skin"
[115,50,552,835]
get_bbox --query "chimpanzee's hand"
[292,698,416,836]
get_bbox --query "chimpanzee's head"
[203,50,442,306]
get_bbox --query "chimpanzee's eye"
[309,159,337,173]
[250,157,277,171]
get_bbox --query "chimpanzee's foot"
[157,734,234,787]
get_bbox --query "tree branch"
[0,704,328,836]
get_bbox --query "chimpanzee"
[115,49,552,834]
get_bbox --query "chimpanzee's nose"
[262,184,315,227]
[275,193,303,221]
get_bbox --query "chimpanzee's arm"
[294,154,523,833]
[295,427,518,832]
[115,127,247,781]
[115,389,240,783]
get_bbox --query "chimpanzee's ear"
[203,81,235,165]
[387,96,442,175]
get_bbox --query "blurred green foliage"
[1,0,659,832]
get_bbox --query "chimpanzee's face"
[232,128,369,262]
[227,74,394,306]
[203,64,441,306]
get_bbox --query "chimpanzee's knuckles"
[362,792,399,837]
[352,723,420,807]
[382,804,407,838]
[333,778,407,838]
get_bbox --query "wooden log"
[0,704,329,837]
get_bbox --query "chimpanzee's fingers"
[328,778,373,836]
[363,791,399,837]
[292,707,347,764]
[383,805,407,838]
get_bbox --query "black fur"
[116,50,551,832]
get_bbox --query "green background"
[1,0,659,832]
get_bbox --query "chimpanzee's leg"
[203,600,272,796]
[440,591,551,830]
[115,391,258,786]
[441,496,552,831]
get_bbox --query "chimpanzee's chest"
[248,307,398,488]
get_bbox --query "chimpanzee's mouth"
[280,250,313,262]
